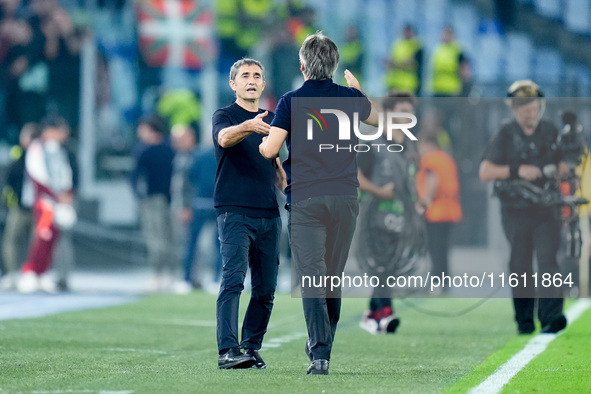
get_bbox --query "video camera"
[556,111,586,170]
[493,110,588,261]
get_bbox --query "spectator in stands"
[1,122,38,290]
[430,25,472,97]
[0,0,25,140]
[39,0,87,136]
[130,113,176,293]
[3,14,46,140]
[386,24,423,96]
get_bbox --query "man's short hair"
[139,113,169,135]
[229,58,265,81]
[299,32,339,80]
[382,93,417,111]
[40,115,69,131]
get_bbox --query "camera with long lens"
[556,111,586,171]
[493,110,588,260]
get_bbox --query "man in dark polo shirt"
[259,32,381,375]
[212,58,283,370]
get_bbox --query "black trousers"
[216,213,281,352]
[289,195,359,361]
[501,207,564,330]
[369,270,394,312]
[426,221,453,277]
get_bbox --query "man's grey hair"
[229,58,265,81]
[299,32,339,80]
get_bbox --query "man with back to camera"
[212,58,285,370]
[479,80,567,335]
[259,32,381,375]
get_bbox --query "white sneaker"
[171,280,193,294]
[359,311,379,335]
[18,272,40,293]
[146,275,164,293]
[204,280,221,294]
[0,273,18,291]
[39,274,59,294]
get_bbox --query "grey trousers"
[289,195,359,361]
[2,206,33,273]
[140,195,176,275]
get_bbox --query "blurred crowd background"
[1,0,590,294]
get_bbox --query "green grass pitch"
[0,293,589,393]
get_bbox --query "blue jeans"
[216,212,281,352]
[183,208,221,283]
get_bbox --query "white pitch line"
[260,331,308,349]
[470,298,591,394]
[31,391,134,394]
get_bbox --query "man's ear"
[300,61,305,72]
[229,79,236,92]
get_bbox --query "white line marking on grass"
[0,294,137,321]
[260,331,308,350]
[470,298,591,394]
[31,390,134,394]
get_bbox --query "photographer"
[479,80,567,335]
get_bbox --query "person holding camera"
[479,80,567,335]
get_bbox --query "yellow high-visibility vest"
[432,42,462,96]
[215,0,240,39]
[236,0,274,50]
[385,38,422,93]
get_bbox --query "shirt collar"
[303,79,334,88]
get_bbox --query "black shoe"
[541,315,567,334]
[56,279,69,292]
[518,322,535,335]
[218,348,256,369]
[304,340,312,361]
[379,315,400,334]
[244,349,266,369]
[307,359,329,375]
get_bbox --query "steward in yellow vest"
[386,25,423,95]
[431,25,471,96]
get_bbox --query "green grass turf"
[0,293,520,393]
[500,301,591,393]
[443,298,590,394]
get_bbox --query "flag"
[137,0,216,70]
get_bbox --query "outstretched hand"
[344,69,361,91]
[250,111,271,135]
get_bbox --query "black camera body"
[556,111,586,170]
[492,111,588,261]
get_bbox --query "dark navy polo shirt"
[212,102,279,218]
[270,79,371,203]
